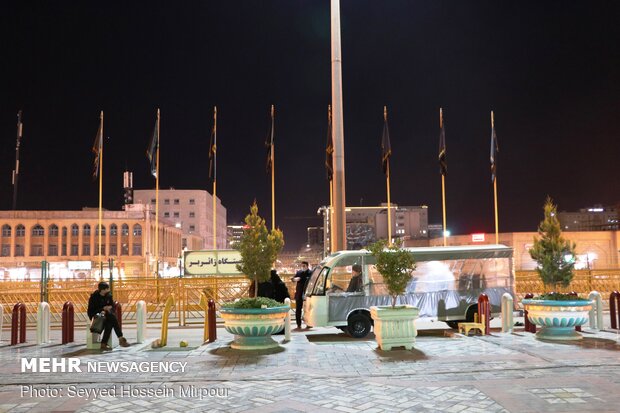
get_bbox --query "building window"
[133,224,142,236]
[164,199,170,205]
[1,245,9,257]
[48,244,58,256]
[32,225,44,237]
[71,224,79,236]
[16,224,25,237]
[182,238,187,248]
[151,199,156,204]
[189,225,195,232]
[132,243,142,255]
[189,199,195,205]
[109,244,117,255]
[174,199,180,205]
[62,227,67,236]
[83,244,90,255]
[110,224,118,235]
[121,224,129,236]
[189,212,195,218]
[173,212,180,218]
[83,224,91,236]
[95,245,106,255]
[61,244,67,256]
[15,244,24,256]
[49,225,59,237]
[121,243,129,255]
[1,225,11,237]
[164,212,170,218]
[96,225,106,236]
[70,244,79,255]
[31,245,43,256]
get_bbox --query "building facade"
[0,206,183,280]
[558,205,619,231]
[422,231,620,270]
[319,204,429,251]
[134,189,227,250]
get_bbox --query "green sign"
[183,250,243,276]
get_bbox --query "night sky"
[1,1,619,251]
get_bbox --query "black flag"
[265,105,274,174]
[208,108,217,182]
[146,112,159,179]
[438,109,447,176]
[325,105,334,181]
[91,115,103,180]
[381,106,391,176]
[490,117,499,182]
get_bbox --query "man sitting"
[87,282,130,350]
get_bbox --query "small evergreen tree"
[234,202,284,297]
[368,239,416,308]
[529,197,576,292]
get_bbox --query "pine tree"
[529,197,576,291]
[234,202,284,296]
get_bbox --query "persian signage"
[183,250,243,276]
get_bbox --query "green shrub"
[221,297,283,309]
[368,239,416,308]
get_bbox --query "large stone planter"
[522,298,593,341]
[220,305,290,350]
[370,305,419,350]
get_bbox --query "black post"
[109,258,114,296]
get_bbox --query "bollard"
[0,304,4,343]
[114,301,122,331]
[136,300,147,344]
[11,303,26,345]
[610,291,620,330]
[37,302,51,344]
[477,293,490,335]
[284,298,291,342]
[208,299,217,343]
[588,291,603,331]
[199,293,209,343]
[62,302,75,344]
[501,293,514,333]
[523,293,536,333]
[159,295,175,347]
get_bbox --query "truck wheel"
[348,313,372,338]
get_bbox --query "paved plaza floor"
[0,319,619,413]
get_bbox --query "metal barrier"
[62,302,74,344]
[523,293,536,333]
[37,302,51,344]
[610,291,620,330]
[136,300,147,344]
[158,295,175,347]
[477,293,490,335]
[588,291,603,330]
[11,302,26,345]
[501,293,513,333]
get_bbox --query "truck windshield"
[304,265,323,296]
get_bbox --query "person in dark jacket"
[87,282,129,350]
[291,261,312,329]
[346,264,364,293]
[271,270,290,303]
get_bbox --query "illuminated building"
[134,189,227,250]
[558,205,618,231]
[0,205,188,280]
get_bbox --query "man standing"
[291,261,312,329]
[87,282,130,350]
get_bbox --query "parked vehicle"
[303,244,515,338]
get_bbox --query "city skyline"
[1,1,619,250]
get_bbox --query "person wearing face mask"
[291,261,312,329]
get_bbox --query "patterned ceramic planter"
[522,299,593,341]
[220,305,290,350]
[370,305,419,350]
